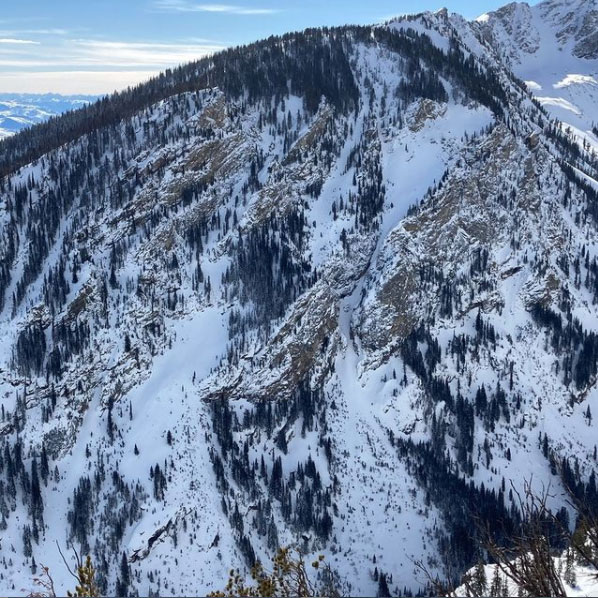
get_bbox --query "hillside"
[0,1,597,595]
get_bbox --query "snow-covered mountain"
[0,94,96,139]
[0,0,597,596]
[474,0,598,143]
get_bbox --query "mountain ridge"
[0,0,597,595]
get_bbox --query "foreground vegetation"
[27,504,598,597]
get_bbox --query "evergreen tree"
[489,566,502,597]
[473,560,488,596]
[564,547,576,586]
[377,572,391,597]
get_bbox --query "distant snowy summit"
[0,93,96,138]
[473,0,598,132]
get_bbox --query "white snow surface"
[1,1,598,596]
[455,553,598,597]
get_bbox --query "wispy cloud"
[0,70,160,95]
[0,10,232,94]
[154,0,279,15]
[0,17,51,25]
[0,36,225,75]
[3,28,70,36]
[0,38,40,45]
[0,36,225,94]
[70,39,224,67]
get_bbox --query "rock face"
[473,0,598,133]
[0,1,598,596]
[573,9,598,60]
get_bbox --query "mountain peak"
[1,3,598,596]
[472,0,598,130]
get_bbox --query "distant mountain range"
[0,94,97,138]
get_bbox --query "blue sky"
[0,0,541,94]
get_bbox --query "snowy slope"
[455,552,598,597]
[0,3,597,597]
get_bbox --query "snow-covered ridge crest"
[0,5,597,597]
